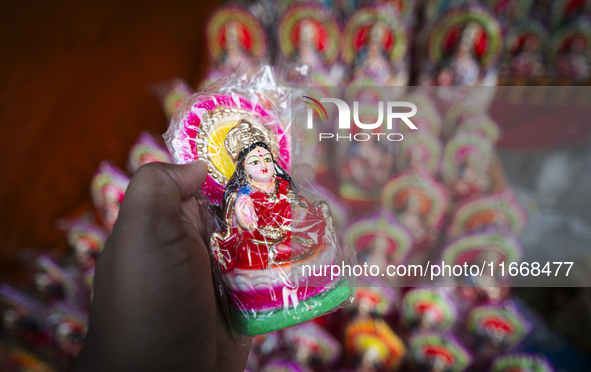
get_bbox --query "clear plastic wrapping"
[164,66,355,336]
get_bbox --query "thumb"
[123,159,207,204]
[143,160,208,200]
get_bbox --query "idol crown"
[225,119,278,160]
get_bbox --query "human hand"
[73,161,251,372]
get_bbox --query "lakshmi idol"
[219,20,254,74]
[207,120,351,335]
[342,7,409,86]
[205,7,268,82]
[450,23,481,86]
[427,8,504,88]
[164,67,352,335]
[353,22,395,85]
[297,19,324,70]
[211,120,330,272]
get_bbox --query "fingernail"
[188,159,205,166]
[187,159,207,171]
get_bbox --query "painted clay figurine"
[381,169,449,250]
[427,8,504,86]
[90,161,129,231]
[503,21,548,85]
[127,132,172,173]
[165,77,352,335]
[441,131,494,199]
[345,318,406,371]
[343,210,414,276]
[548,22,591,85]
[342,7,409,85]
[206,7,267,75]
[401,288,458,331]
[466,302,530,354]
[210,120,330,273]
[65,219,107,269]
[278,4,340,70]
[409,332,472,372]
[209,121,350,335]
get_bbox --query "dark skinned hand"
[72,161,251,372]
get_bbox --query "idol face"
[244,146,274,184]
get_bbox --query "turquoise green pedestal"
[230,277,353,336]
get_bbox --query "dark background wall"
[0,0,218,280]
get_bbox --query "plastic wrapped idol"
[337,102,398,205]
[447,188,528,240]
[152,79,194,120]
[90,161,130,231]
[501,20,549,86]
[465,302,531,357]
[381,169,449,252]
[343,210,414,278]
[423,7,504,87]
[490,353,555,372]
[205,6,268,77]
[401,288,459,332]
[441,131,494,200]
[345,318,406,372]
[283,321,342,368]
[46,303,87,357]
[396,131,442,176]
[350,278,399,319]
[441,231,522,288]
[164,67,354,336]
[409,332,473,372]
[455,285,511,311]
[547,21,591,85]
[277,4,340,79]
[127,132,172,173]
[341,6,410,86]
[65,218,107,270]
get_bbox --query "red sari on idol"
[211,177,328,273]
